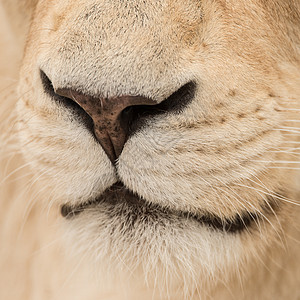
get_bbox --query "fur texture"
[0,0,300,299]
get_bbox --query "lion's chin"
[61,182,262,234]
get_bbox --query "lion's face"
[17,0,299,294]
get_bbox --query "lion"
[0,0,299,299]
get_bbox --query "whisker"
[234,183,300,207]
[273,129,300,134]
[277,108,300,112]
[251,160,300,164]
[280,141,300,144]
[266,166,300,170]
[0,161,33,186]
[284,120,300,123]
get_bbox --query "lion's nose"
[41,71,196,164]
[55,88,156,163]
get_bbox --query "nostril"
[133,81,196,118]
[122,106,134,115]
[40,70,55,97]
[40,70,94,130]
[41,70,82,110]
[128,81,196,133]
[158,81,196,113]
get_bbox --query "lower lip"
[61,182,257,234]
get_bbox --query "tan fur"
[0,0,300,299]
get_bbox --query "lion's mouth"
[60,182,276,234]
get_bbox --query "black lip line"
[61,183,280,234]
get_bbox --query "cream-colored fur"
[0,0,299,299]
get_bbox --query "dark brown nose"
[55,88,156,162]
